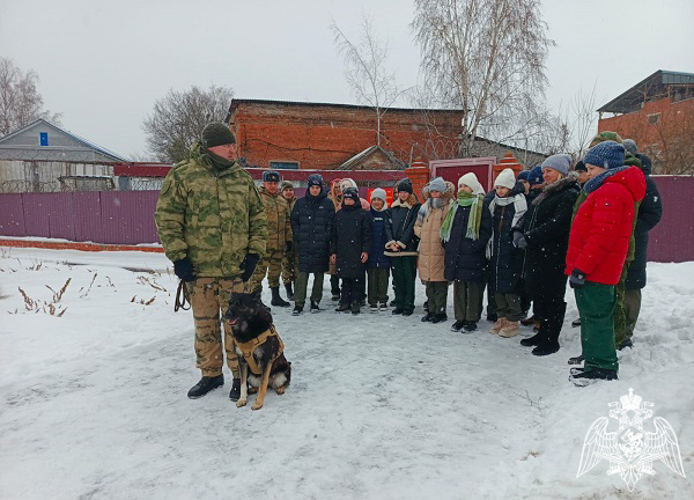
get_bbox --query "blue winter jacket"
[368,207,390,268]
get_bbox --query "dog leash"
[174,279,191,312]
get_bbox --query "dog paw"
[275,387,286,395]
[251,402,264,411]
[236,399,247,408]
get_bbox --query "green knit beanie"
[201,123,236,149]
[589,131,623,148]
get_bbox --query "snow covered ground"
[1,246,692,499]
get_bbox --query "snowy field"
[1,246,693,500]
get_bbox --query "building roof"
[338,145,407,171]
[227,98,464,120]
[597,70,694,114]
[0,118,127,162]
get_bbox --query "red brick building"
[227,99,465,170]
[597,70,694,174]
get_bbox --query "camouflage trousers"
[282,249,299,286]
[186,277,247,378]
[250,249,285,290]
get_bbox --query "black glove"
[240,253,260,282]
[286,241,293,254]
[173,258,195,282]
[513,231,528,250]
[569,269,586,288]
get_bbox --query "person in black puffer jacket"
[367,188,391,311]
[385,178,421,316]
[290,174,335,315]
[622,141,663,345]
[442,173,492,332]
[488,169,528,338]
[513,154,579,356]
[331,188,372,314]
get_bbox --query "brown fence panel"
[74,191,104,243]
[99,191,160,245]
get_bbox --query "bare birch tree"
[142,85,234,163]
[412,0,554,157]
[331,14,408,147]
[0,57,61,137]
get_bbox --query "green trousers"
[495,292,523,321]
[294,272,324,308]
[425,281,448,315]
[575,282,618,372]
[367,268,390,306]
[453,280,484,322]
[624,288,642,340]
[391,256,417,311]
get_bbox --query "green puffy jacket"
[155,143,267,278]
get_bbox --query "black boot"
[431,313,448,324]
[271,286,290,307]
[451,320,465,332]
[520,333,542,347]
[292,305,303,316]
[532,302,565,356]
[351,300,361,315]
[570,367,618,383]
[187,375,224,399]
[421,313,435,322]
[335,302,350,312]
[228,378,241,401]
[285,283,294,301]
[310,301,321,313]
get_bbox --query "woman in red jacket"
[566,141,646,384]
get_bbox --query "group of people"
[155,122,662,400]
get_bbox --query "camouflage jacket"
[258,185,292,253]
[155,143,267,278]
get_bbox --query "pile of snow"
[0,247,692,499]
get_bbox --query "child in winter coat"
[385,178,421,316]
[331,188,372,315]
[487,169,527,338]
[414,177,452,324]
[441,173,492,332]
[566,141,645,383]
[367,188,390,311]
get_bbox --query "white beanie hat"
[340,178,357,191]
[458,172,485,195]
[494,168,516,190]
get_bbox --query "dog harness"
[234,324,284,376]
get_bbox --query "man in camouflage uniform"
[155,123,267,400]
[250,170,293,307]
[280,181,298,300]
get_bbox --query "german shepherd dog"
[224,290,291,410]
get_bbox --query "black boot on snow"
[351,301,361,315]
[532,342,560,356]
[431,313,448,324]
[270,287,290,307]
[569,367,618,386]
[335,302,350,312]
[285,283,295,301]
[451,320,465,332]
[310,301,321,313]
[520,333,542,347]
[421,313,435,322]
[187,375,224,399]
[292,305,303,316]
[228,378,241,401]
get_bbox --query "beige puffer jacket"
[414,184,454,283]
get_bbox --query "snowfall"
[0,246,692,500]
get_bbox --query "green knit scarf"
[440,192,483,243]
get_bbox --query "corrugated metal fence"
[0,176,692,262]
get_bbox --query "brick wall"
[230,101,464,170]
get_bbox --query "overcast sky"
[1,0,692,160]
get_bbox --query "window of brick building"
[648,113,660,125]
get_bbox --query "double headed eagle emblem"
[577,388,686,491]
